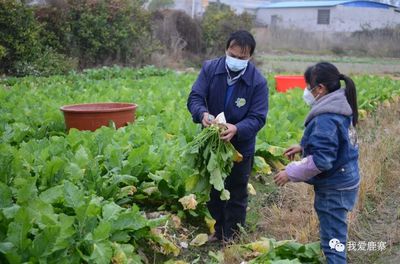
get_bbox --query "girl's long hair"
[304,62,358,126]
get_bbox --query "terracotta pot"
[60,103,137,131]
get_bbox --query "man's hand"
[284,144,302,161]
[274,170,290,187]
[202,112,214,127]
[220,123,237,142]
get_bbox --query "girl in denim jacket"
[274,62,359,264]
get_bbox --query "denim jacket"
[187,57,269,157]
[302,89,360,190]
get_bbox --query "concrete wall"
[256,5,400,33]
[333,6,400,31]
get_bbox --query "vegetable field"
[0,66,399,263]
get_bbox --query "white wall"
[257,8,323,30]
[332,6,400,31]
[256,5,400,33]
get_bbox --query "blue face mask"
[225,55,249,72]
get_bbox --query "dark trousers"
[207,156,253,240]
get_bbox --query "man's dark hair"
[226,30,256,56]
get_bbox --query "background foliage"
[201,2,254,56]
[36,0,154,68]
[0,0,254,76]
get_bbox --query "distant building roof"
[258,1,397,9]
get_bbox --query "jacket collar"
[304,88,352,126]
[214,56,252,86]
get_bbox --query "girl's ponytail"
[340,74,358,126]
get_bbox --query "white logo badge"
[235,98,246,108]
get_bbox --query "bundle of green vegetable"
[184,124,243,200]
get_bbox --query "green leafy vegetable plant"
[184,124,242,200]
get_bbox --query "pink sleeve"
[286,155,322,182]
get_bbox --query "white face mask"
[226,55,249,72]
[303,88,316,106]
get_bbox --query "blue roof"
[260,1,397,9]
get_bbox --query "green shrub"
[0,0,42,74]
[201,3,254,56]
[34,2,70,53]
[37,0,155,68]
[0,0,78,76]
[0,45,6,60]
[13,47,77,77]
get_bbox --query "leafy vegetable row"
[0,66,399,263]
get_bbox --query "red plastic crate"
[275,75,306,93]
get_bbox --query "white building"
[254,0,400,32]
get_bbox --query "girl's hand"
[220,123,237,142]
[284,144,302,161]
[274,170,290,186]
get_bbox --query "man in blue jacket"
[187,30,269,242]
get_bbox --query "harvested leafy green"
[248,239,323,264]
[184,124,242,201]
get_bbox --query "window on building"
[317,9,330,24]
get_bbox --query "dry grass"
[355,101,400,213]
[257,183,319,243]
[348,101,400,263]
